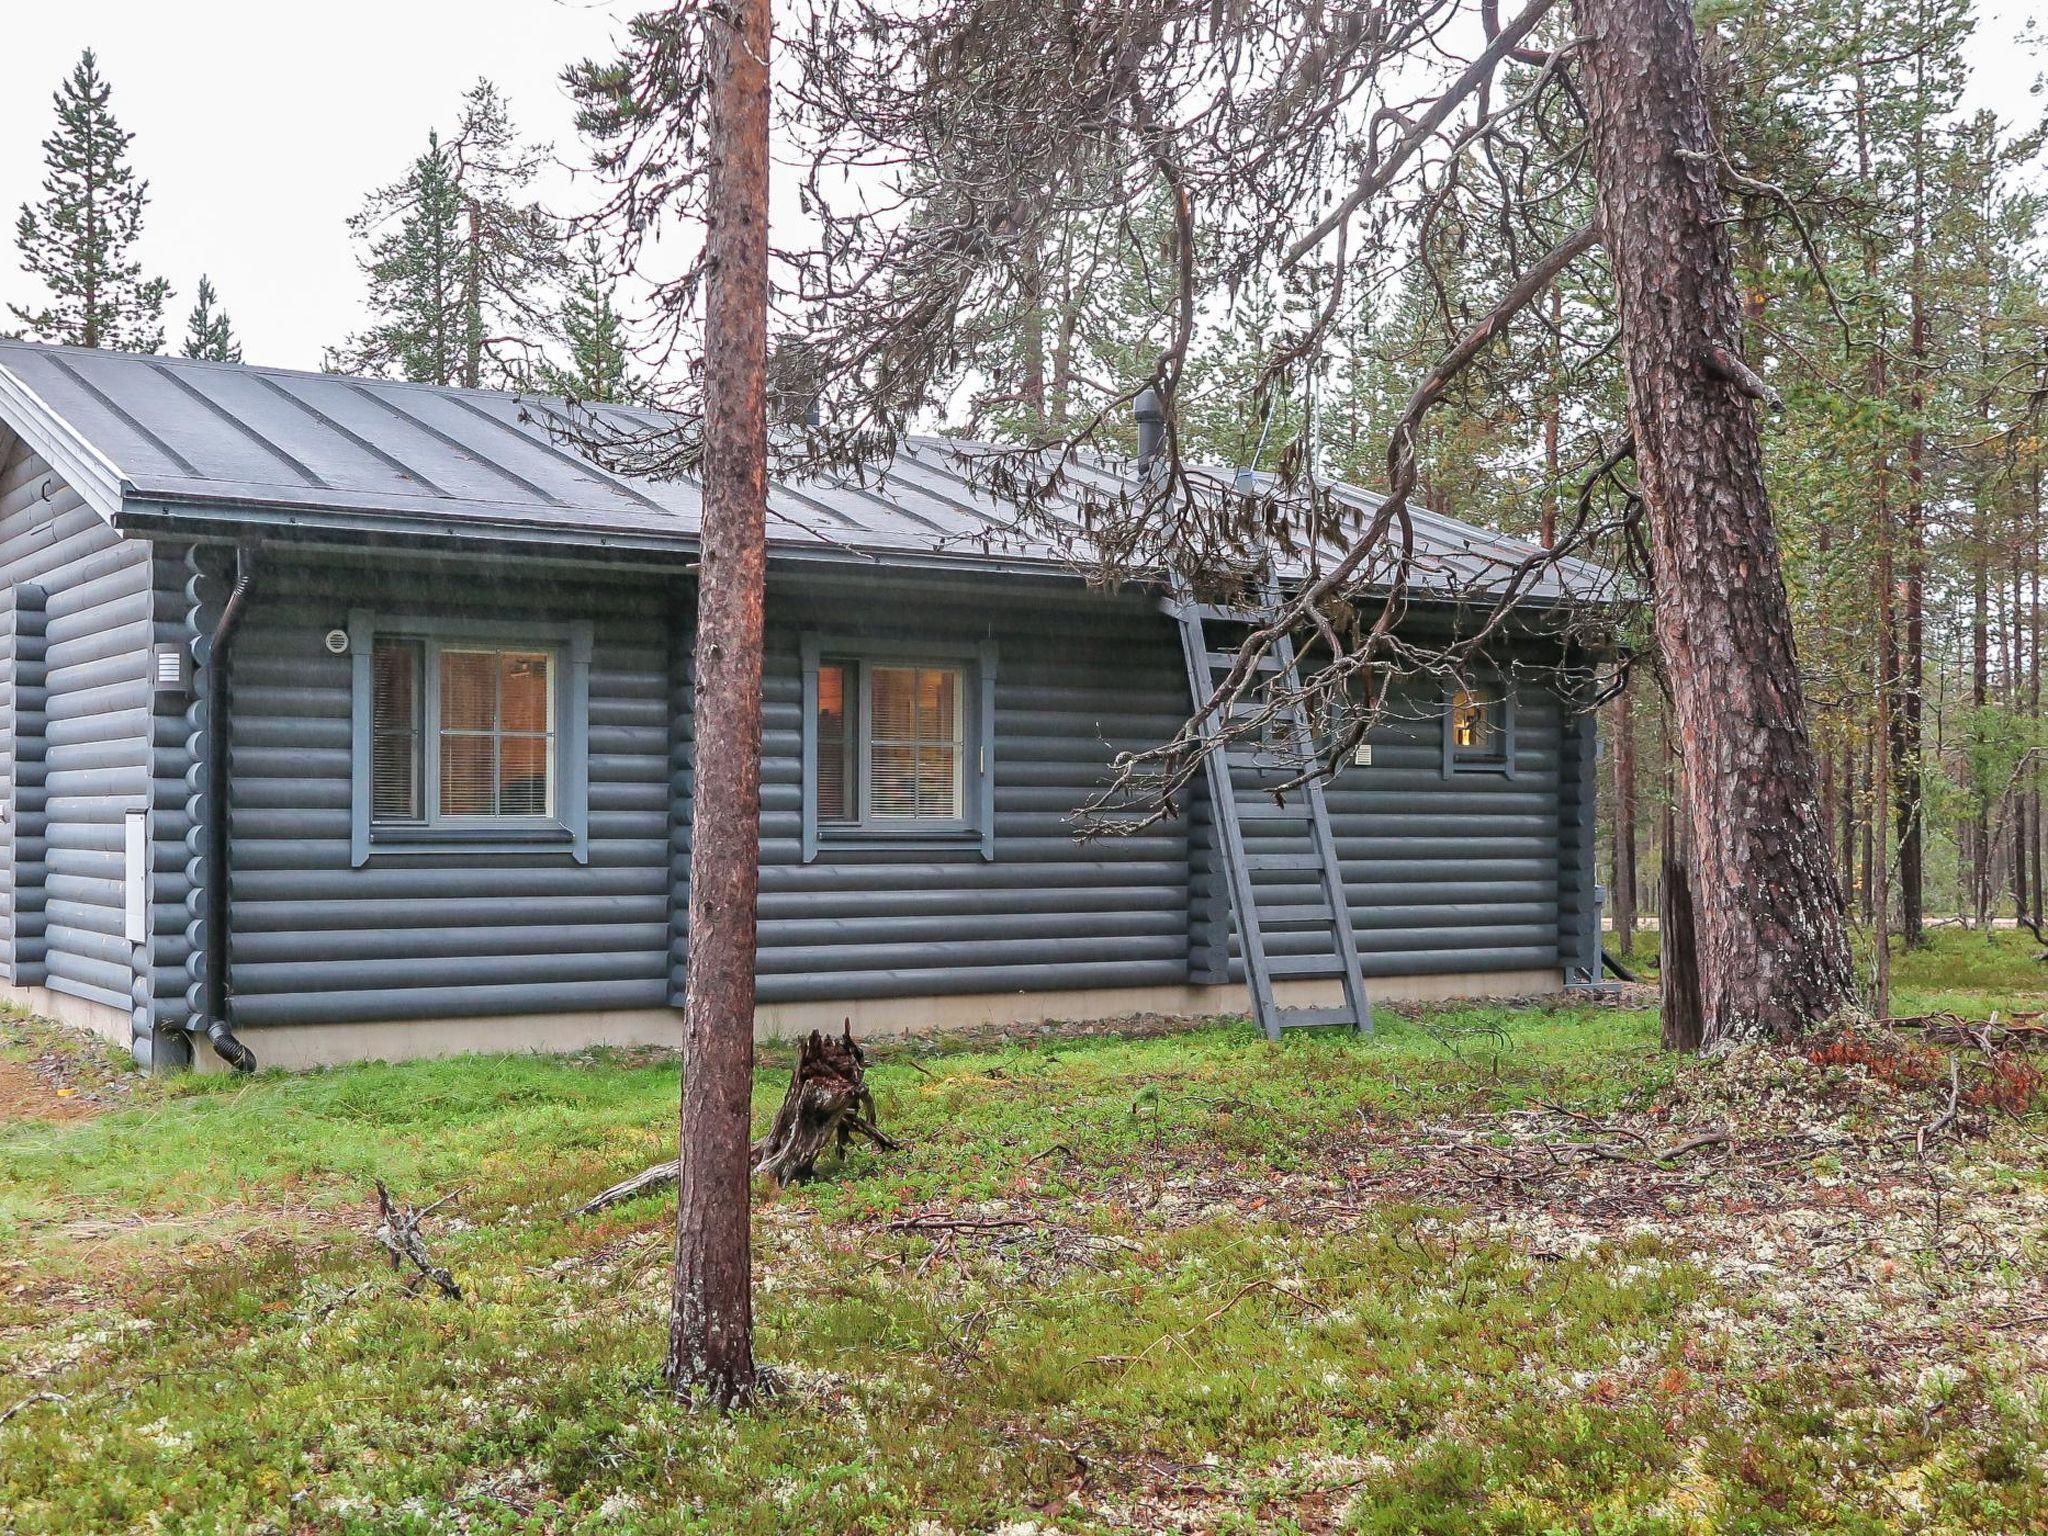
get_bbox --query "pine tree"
[181,275,241,362]
[10,49,171,352]
[330,81,563,388]
[540,236,637,402]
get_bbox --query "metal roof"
[0,339,1602,598]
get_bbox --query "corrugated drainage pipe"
[201,546,257,1074]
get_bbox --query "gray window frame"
[1442,676,1518,779]
[348,610,593,866]
[799,635,998,861]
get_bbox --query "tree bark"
[1659,794,1704,1052]
[1573,0,1852,1045]
[667,0,771,1412]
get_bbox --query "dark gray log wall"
[1197,675,1575,984]
[202,560,1590,1032]
[0,443,152,1025]
[221,556,674,1028]
[0,527,1593,1040]
[739,577,1195,1006]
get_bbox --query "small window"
[350,614,592,865]
[1445,682,1515,775]
[801,640,997,859]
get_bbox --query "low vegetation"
[3,933,2046,1533]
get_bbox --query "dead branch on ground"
[372,1179,463,1300]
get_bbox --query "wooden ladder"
[1170,589,1373,1039]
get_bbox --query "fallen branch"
[372,1179,462,1300]
[570,1158,680,1218]
[885,1212,1037,1235]
[0,1391,67,1429]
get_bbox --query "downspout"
[200,545,257,1073]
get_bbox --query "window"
[1443,681,1516,776]
[349,614,591,865]
[372,641,557,822]
[801,639,997,860]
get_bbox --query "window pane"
[371,640,422,820]
[500,652,550,732]
[499,733,550,816]
[917,667,957,743]
[916,745,961,817]
[870,665,916,743]
[1452,689,1503,758]
[440,733,497,815]
[867,664,964,821]
[869,743,919,817]
[815,662,853,822]
[441,650,497,732]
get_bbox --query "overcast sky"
[0,0,2040,375]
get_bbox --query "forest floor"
[2,933,2046,1534]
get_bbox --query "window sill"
[1447,760,1516,779]
[359,821,583,863]
[812,826,986,857]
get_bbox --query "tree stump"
[752,1024,899,1184]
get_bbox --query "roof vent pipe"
[1134,386,1165,476]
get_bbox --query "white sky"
[0,0,2040,374]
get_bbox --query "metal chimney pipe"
[1134,385,1164,474]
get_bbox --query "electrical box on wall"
[124,810,147,944]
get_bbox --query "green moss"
[1,993,2042,1532]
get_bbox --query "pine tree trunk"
[667,0,771,1412]
[2032,469,2043,932]
[1896,201,1928,946]
[1572,0,1852,1045]
[1659,794,1704,1052]
[1974,513,1991,929]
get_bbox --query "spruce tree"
[10,49,171,352]
[181,275,241,362]
[540,236,638,402]
[330,81,563,388]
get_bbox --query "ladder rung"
[1273,1006,1360,1028]
[1267,954,1347,978]
[1260,901,1336,926]
[1234,800,1308,820]
[1242,852,1325,872]
[1188,602,1264,622]
[1206,650,1283,673]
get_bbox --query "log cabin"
[0,339,1606,1069]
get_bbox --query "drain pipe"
[200,545,257,1073]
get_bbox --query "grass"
[2,935,2045,1533]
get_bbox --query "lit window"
[1446,684,1512,773]
[351,616,590,865]
[801,641,996,859]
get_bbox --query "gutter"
[199,545,257,1073]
